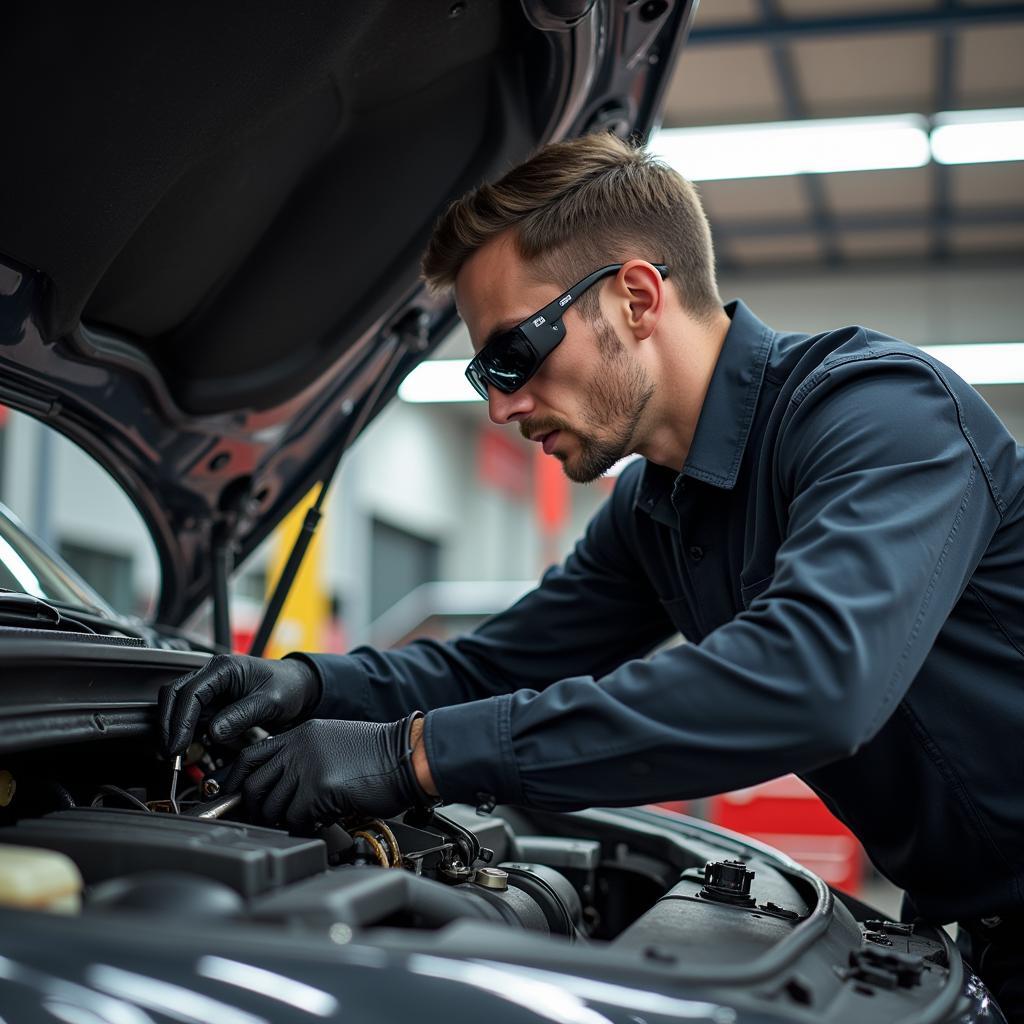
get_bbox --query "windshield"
[0,502,115,617]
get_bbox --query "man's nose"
[487,384,534,425]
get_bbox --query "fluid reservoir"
[0,844,83,913]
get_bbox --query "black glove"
[222,714,435,829]
[158,653,322,756]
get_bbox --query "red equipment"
[710,775,864,894]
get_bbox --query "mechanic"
[160,133,1024,1011]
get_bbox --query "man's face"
[456,235,654,483]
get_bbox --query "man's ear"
[616,260,664,342]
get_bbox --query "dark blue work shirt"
[309,300,1024,923]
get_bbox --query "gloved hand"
[158,654,322,756]
[223,714,436,829]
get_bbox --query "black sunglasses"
[465,262,670,399]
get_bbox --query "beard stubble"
[522,317,655,484]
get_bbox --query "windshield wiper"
[0,590,97,634]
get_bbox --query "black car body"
[0,3,1004,1021]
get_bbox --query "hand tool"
[168,754,182,814]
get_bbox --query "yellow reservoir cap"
[0,844,82,913]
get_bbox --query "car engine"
[4,799,592,939]
[0,731,812,946]
[0,714,983,1022]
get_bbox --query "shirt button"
[688,545,705,562]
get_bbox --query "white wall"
[332,398,540,642]
[719,263,1024,347]
[347,401,469,547]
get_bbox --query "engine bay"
[0,731,814,946]
[0,724,968,1022]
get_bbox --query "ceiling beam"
[759,0,842,266]
[713,206,1024,239]
[930,1,959,261]
[717,251,1024,275]
[689,3,1024,45]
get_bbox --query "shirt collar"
[635,299,773,516]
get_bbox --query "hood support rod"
[248,332,410,659]
[211,524,233,651]
[248,498,324,659]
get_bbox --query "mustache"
[519,417,571,442]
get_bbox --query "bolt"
[203,778,221,798]
[329,923,353,944]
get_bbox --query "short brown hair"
[422,132,720,322]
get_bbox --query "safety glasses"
[465,263,669,399]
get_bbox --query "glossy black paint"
[0,905,766,1024]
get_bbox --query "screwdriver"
[169,754,182,814]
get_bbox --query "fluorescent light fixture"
[921,342,1024,385]
[649,107,1024,181]
[650,114,930,181]
[931,107,1024,165]
[399,359,478,403]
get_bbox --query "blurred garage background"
[1,0,1021,914]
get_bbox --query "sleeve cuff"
[423,694,524,807]
[285,651,373,722]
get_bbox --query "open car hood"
[0,1,694,625]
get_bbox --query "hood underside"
[0,0,694,624]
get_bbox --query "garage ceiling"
[661,0,1024,270]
